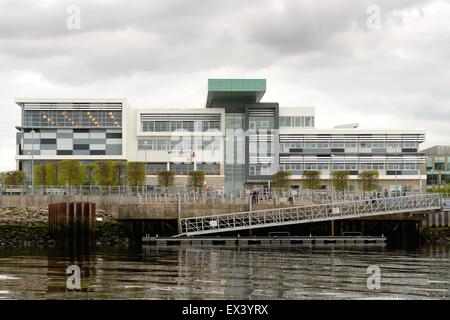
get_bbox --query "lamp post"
[31,129,35,193]
[143,140,148,180]
[395,156,399,196]
[330,153,335,236]
[330,154,335,203]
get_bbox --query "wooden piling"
[48,202,96,247]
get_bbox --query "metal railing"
[0,184,421,200]
[179,193,442,236]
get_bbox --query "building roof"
[421,145,450,156]
[15,98,128,107]
[206,79,266,107]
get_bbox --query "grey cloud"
[0,0,448,170]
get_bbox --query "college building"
[15,79,426,192]
[422,145,450,189]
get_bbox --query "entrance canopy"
[206,79,266,107]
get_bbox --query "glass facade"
[224,114,245,192]
[23,107,122,128]
[425,153,450,187]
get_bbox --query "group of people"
[251,189,260,205]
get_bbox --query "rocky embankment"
[420,227,450,244]
[0,207,127,247]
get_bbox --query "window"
[203,121,220,132]
[169,163,194,175]
[285,117,292,127]
[295,117,303,127]
[147,163,167,175]
[249,165,256,176]
[197,163,220,175]
[304,142,317,148]
[304,116,314,127]
[317,142,329,149]
[426,158,433,170]
[260,120,269,129]
[387,142,399,149]
[249,121,256,130]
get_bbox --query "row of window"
[146,163,220,175]
[427,163,450,171]
[23,110,122,128]
[280,141,418,151]
[426,157,450,171]
[279,162,419,173]
[249,164,275,176]
[141,121,221,132]
[137,137,221,151]
[279,116,314,128]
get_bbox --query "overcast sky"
[0,0,449,171]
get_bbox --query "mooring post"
[177,193,182,234]
[248,194,253,236]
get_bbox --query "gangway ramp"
[178,193,442,236]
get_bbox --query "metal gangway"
[178,193,442,236]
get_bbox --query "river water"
[0,245,448,300]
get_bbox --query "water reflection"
[0,245,448,299]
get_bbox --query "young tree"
[157,170,176,188]
[113,161,128,186]
[358,170,380,192]
[3,170,25,186]
[302,170,321,189]
[188,170,206,189]
[59,160,83,185]
[127,162,145,186]
[94,161,114,186]
[45,163,61,185]
[82,163,96,186]
[332,170,350,193]
[34,164,47,185]
[0,171,7,185]
[272,170,292,190]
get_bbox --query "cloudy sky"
[0,0,449,170]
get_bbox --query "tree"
[94,161,114,186]
[272,170,292,189]
[302,170,321,189]
[83,164,96,186]
[127,162,145,186]
[157,170,176,188]
[34,164,47,185]
[45,163,61,185]
[3,170,25,186]
[332,170,350,193]
[59,160,83,185]
[188,170,206,189]
[0,171,8,185]
[358,170,379,192]
[113,162,128,186]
